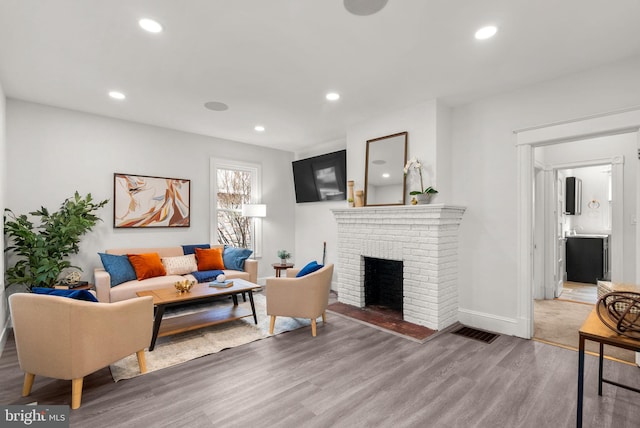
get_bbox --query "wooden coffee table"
[137,278,260,351]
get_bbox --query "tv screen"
[292,150,347,203]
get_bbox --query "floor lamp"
[241,204,267,257]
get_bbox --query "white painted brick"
[333,205,465,330]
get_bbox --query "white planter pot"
[415,193,433,204]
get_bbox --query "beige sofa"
[94,245,257,303]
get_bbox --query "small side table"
[577,308,640,427]
[272,263,294,278]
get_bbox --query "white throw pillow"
[161,254,197,275]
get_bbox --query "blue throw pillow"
[98,253,137,287]
[32,287,98,302]
[296,261,324,277]
[182,244,211,255]
[191,269,224,283]
[223,246,253,271]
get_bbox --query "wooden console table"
[577,308,640,427]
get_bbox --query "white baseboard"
[458,308,523,338]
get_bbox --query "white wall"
[435,101,453,200]
[347,100,440,203]
[452,55,640,334]
[293,139,347,282]
[0,81,7,356]
[5,100,296,283]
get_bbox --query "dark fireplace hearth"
[364,257,403,315]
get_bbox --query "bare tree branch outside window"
[216,168,252,249]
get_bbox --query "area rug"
[534,299,636,364]
[110,293,310,381]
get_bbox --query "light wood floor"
[558,282,598,304]
[1,313,639,427]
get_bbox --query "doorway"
[532,149,619,349]
[515,107,640,340]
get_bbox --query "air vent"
[451,326,499,344]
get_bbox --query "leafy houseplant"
[404,158,438,203]
[4,192,109,290]
[277,249,291,264]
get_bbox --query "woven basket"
[596,291,640,338]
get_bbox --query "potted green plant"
[277,249,291,265]
[404,158,438,204]
[4,192,109,290]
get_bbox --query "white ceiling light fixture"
[139,18,163,33]
[108,91,126,100]
[344,0,388,16]
[204,101,229,111]
[254,125,265,132]
[382,173,390,178]
[475,25,498,40]
[326,92,340,101]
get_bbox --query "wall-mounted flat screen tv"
[292,150,347,203]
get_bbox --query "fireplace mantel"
[332,204,466,223]
[332,204,466,330]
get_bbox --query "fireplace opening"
[364,257,403,318]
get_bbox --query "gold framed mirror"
[364,132,407,206]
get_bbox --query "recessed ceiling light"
[382,173,390,178]
[139,18,163,33]
[108,91,126,100]
[204,101,229,111]
[344,0,388,16]
[475,25,498,40]
[254,125,265,132]
[326,92,340,101]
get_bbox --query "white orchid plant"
[403,157,438,195]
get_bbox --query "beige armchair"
[9,293,153,409]
[266,264,334,336]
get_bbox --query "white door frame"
[514,107,640,339]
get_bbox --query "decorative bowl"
[174,280,195,293]
[596,291,640,338]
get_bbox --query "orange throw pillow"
[127,253,167,280]
[195,247,225,271]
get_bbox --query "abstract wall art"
[114,173,190,228]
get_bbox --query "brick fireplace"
[332,204,466,331]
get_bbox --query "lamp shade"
[241,204,267,218]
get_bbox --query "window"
[211,159,262,256]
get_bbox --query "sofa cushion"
[223,246,253,271]
[195,247,225,271]
[182,244,210,255]
[128,253,167,280]
[191,269,224,283]
[296,261,324,277]
[162,254,198,275]
[99,253,138,287]
[32,287,98,302]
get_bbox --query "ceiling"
[1,1,640,152]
